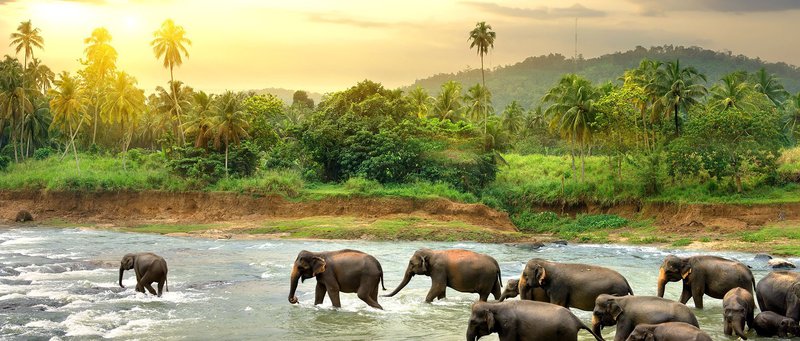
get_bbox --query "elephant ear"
[485,310,495,331]
[311,257,326,276]
[609,300,623,321]
[420,255,429,273]
[644,330,655,341]
[681,268,692,280]
[537,266,547,286]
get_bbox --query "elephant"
[657,255,754,309]
[519,258,633,311]
[498,279,519,302]
[722,287,755,339]
[625,322,712,341]
[500,278,549,302]
[592,294,699,341]
[384,248,502,302]
[118,252,168,297]
[753,311,800,338]
[755,271,800,321]
[288,249,385,309]
[466,300,603,341]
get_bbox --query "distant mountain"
[407,45,800,111]
[251,87,323,106]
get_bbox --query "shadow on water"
[0,227,795,340]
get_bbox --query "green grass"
[122,223,223,234]
[671,238,693,247]
[739,226,800,243]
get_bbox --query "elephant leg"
[425,281,447,303]
[326,287,342,308]
[691,284,704,309]
[437,291,446,300]
[478,292,489,302]
[314,282,327,305]
[357,285,383,310]
[679,287,692,305]
[157,279,165,297]
[141,274,158,295]
[491,283,501,301]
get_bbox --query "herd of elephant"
[117,249,800,340]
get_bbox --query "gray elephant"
[288,249,385,309]
[466,300,603,341]
[592,294,699,341]
[119,252,168,297]
[657,255,754,309]
[384,248,502,302]
[754,311,800,338]
[519,258,633,311]
[723,287,755,339]
[756,271,800,320]
[626,322,711,341]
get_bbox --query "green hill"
[407,45,800,111]
[251,87,323,105]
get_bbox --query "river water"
[0,227,794,340]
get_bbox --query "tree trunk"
[674,103,680,135]
[224,140,229,176]
[580,144,586,182]
[170,66,185,145]
[92,102,98,145]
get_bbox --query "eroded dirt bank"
[0,190,516,231]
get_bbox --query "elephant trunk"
[118,266,125,288]
[732,319,747,339]
[657,267,667,298]
[591,314,603,337]
[383,270,413,297]
[288,266,300,304]
[498,293,509,302]
[466,329,477,341]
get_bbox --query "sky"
[1,0,799,94]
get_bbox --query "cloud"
[461,2,606,19]
[627,0,800,15]
[307,13,420,29]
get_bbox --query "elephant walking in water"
[657,255,754,309]
[756,271,800,320]
[288,249,385,309]
[384,248,502,302]
[467,300,603,341]
[119,252,168,297]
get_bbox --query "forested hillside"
[408,45,800,110]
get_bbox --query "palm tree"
[20,98,50,157]
[543,74,599,180]
[521,106,546,137]
[431,81,463,122]
[464,83,493,124]
[151,19,191,144]
[213,91,250,175]
[624,59,663,151]
[647,60,707,135]
[27,58,54,94]
[9,20,44,161]
[785,92,800,143]
[0,60,32,162]
[183,91,215,148]
[83,27,118,144]
[501,100,523,135]
[102,71,145,168]
[752,68,788,107]
[154,80,193,144]
[709,71,754,112]
[48,71,87,171]
[407,86,432,118]
[468,21,495,134]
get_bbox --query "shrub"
[570,214,628,231]
[33,147,53,160]
[0,155,10,171]
[343,177,383,194]
[512,211,560,232]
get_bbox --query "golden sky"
[1,0,799,94]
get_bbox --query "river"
[0,227,794,340]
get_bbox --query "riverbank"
[3,190,800,255]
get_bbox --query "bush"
[512,211,560,232]
[0,155,10,171]
[343,177,383,194]
[570,214,628,231]
[227,142,260,177]
[33,147,53,160]
[167,146,226,185]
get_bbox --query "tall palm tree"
[709,71,754,112]
[183,90,215,148]
[624,59,663,151]
[20,98,50,157]
[543,74,599,180]
[501,100,523,135]
[468,21,495,134]
[83,27,118,144]
[213,91,250,175]
[0,63,31,162]
[647,60,707,135]
[102,71,145,168]
[431,81,463,122]
[151,19,191,144]
[785,92,800,143]
[27,58,54,94]
[154,80,193,144]
[752,68,788,107]
[407,86,432,118]
[464,83,493,124]
[521,106,546,137]
[9,20,44,161]
[49,71,87,171]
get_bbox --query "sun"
[122,15,140,32]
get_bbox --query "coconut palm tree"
[183,91,215,148]
[752,68,788,107]
[49,71,87,171]
[407,86,432,118]
[501,100,523,135]
[9,20,44,161]
[154,80,193,143]
[151,19,191,144]
[102,71,145,168]
[785,92,800,143]
[431,81,463,122]
[647,60,707,135]
[27,58,54,94]
[709,71,755,112]
[213,91,250,175]
[0,58,31,162]
[20,98,50,157]
[543,74,599,180]
[468,21,495,134]
[83,27,118,144]
[464,83,493,124]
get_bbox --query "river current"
[0,227,795,340]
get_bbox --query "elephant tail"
[380,271,386,291]
[166,276,169,292]
[497,269,503,288]
[579,319,605,341]
[625,278,634,295]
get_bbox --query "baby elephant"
[754,311,800,338]
[723,287,755,339]
[467,300,603,341]
[626,322,712,341]
[498,279,519,301]
[119,252,168,297]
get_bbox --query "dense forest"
[1,20,799,220]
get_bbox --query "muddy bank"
[0,190,516,231]
[527,201,800,231]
